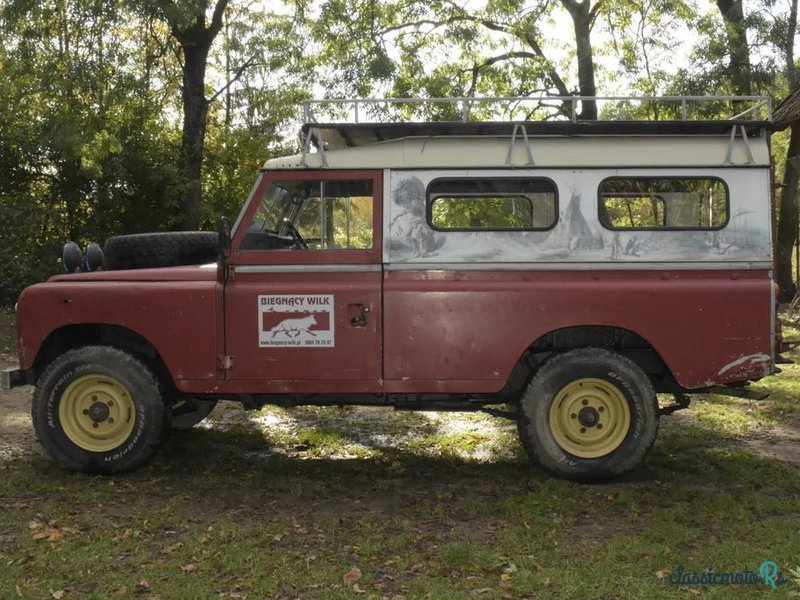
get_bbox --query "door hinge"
[217,355,234,370]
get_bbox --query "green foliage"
[0,0,309,304]
[0,0,799,306]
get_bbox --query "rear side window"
[427,178,557,231]
[599,178,728,230]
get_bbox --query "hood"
[48,263,219,283]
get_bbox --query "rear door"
[223,170,383,392]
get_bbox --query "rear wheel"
[32,346,169,474]
[518,348,658,481]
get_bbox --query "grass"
[1,314,800,598]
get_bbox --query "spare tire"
[104,231,218,270]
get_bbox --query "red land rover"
[2,96,783,481]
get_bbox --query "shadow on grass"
[4,401,799,529]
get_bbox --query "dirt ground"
[0,384,40,460]
[2,354,800,469]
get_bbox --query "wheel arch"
[503,325,674,399]
[31,324,175,392]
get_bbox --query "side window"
[427,178,557,231]
[241,179,373,250]
[599,178,728,230]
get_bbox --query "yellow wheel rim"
[549,378,631,459]
[58,374,136,452]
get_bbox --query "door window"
[241,179,374,251]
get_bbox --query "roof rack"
[297,96,773,167]
[302,95,772,125]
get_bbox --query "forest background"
[0,0,797,304]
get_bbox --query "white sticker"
[258,295,335,348]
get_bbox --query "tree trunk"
[716,0,752,96]
[777,125,800,300]
[776,0,800,300]
[179,42,210,230]
[167,0,228,231]
[561,0,597,120]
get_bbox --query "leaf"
[343,566,362,586]
[181,563,198,573]
[134,580,151,594]
[46,529,63,543]
[656,569,670,581]
[52,592,65,600]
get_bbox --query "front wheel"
[517,348,659,482]
[32,346,169,474]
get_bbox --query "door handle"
[348,304,370,327]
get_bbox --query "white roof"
[264,124,771,170]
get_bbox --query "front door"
[223,170,383,392]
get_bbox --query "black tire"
[171,399,218,430]
[517,348,659,482]
[32,346,170,474]
[104,231,217,270]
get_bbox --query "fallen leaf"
[343,566,362,586]
[181,563,198,573]
[46,530,63,543]
[134,580,151,594]
[52,591,65,600]
[656,569,670,581]
[33,528,61,542]
[114,586,128,597]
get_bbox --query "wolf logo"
[269,314,317,339]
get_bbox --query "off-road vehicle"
[3,96,784,480]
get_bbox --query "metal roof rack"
[297,95,773,167]
[302,95,772,125]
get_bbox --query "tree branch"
[209,55,258,104]
[379,16,464,36]
[210,0,229,37]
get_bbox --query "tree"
[561,0,601,119]
[312,0,608,120]
[131,1,229,230]
[716,0,753,96]
[774,0,800,299]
